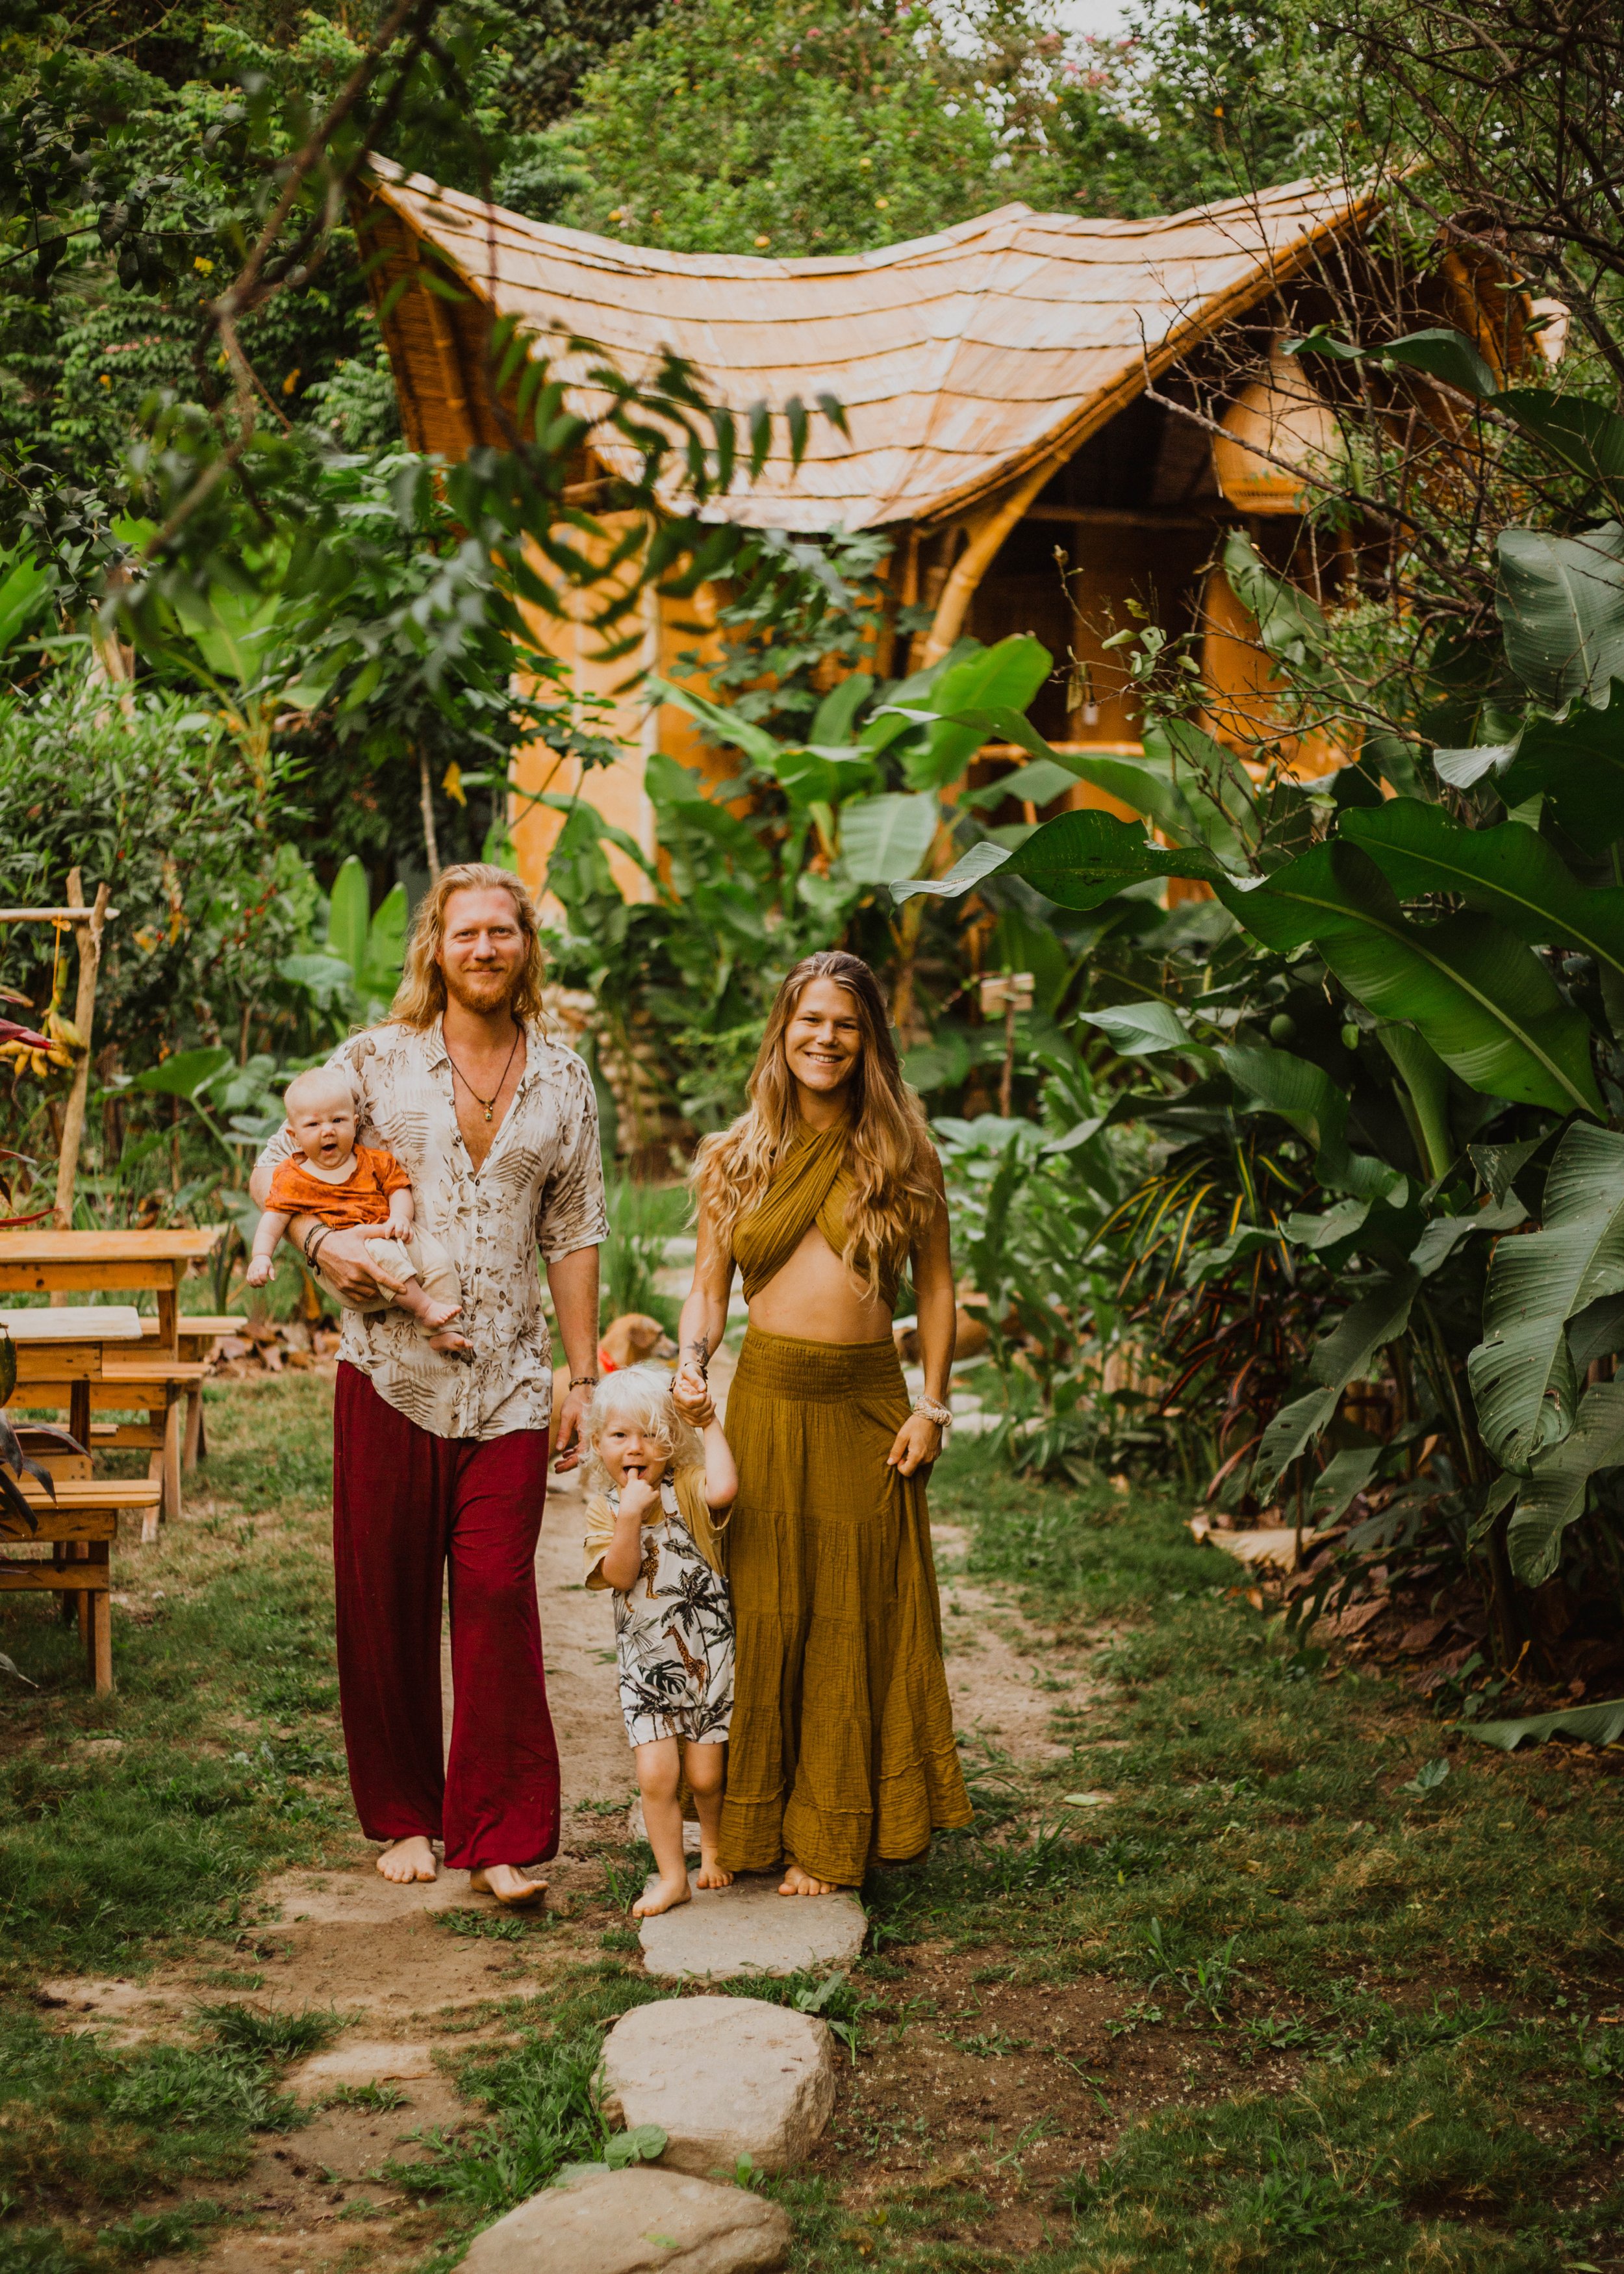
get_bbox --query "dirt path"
[93,1459,1113,2273]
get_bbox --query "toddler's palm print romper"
[611,1479,735,1745]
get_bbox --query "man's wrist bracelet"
[913,1393,952,1430]
[570,1373,599,1391]
[303,1225,332,1270]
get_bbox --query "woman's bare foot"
[694,1849,733,1891]
[779,1859,838,1897]
[377,1835,437,1884]
[633,1870,693,1917]
[470,1863,547,1906]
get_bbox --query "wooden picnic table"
[0,1227,225,1351]
[0,1230,226,1533]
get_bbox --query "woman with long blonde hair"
[676,950,970,1895]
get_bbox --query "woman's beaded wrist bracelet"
[913,1393,953,1431]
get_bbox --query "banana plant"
[891,510,1624,1640]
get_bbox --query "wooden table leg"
[86,1545,112,1694]
[184,1384,205,1470]
[159,1394,183,1529]
[70,1377,91,1450]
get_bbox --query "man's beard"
[442,962,522,1016]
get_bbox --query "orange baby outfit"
[266,1143,412,1229]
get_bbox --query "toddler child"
[246,1066,468,1353]
[583,1364,738,1917]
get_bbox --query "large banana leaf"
[894,638,1052,791]
[893,808,1225,908]
[1217,1044,1405,1202]
[1215,843,1603,1118]
[902,817,1601,1114]
[1467,1121,1624,1469]
[1506,1379,1624,1583]
[1497,522,1624,710]
[839,793,938,885]
[1466,1694,1624,1750]
[1439,693,1624,850]
[1498,390,1624,518]
[0,551,51,659]
[326,856,372,988]
[1295,324,1500,399]
[649,674,878,806]
[132,1045,235,1100]
[1343,799,1624,982]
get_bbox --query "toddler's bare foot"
[633,1871,693,1917]
[377,1835,437,1884]
[694,1850,733,1890]
[470,1863,547,1906]
[779,1859,838,1897]
[420,1296,462,1331]
[429,1328,474,1353]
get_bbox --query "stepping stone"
[638,1872,865,1981]
[461,2161,790,2273]
[288,2039,436,2099]
[600,1995,835,2174]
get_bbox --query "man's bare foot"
[469,1863,547,1906]
[779,1859,838,1897]
[633,1871,693,1917]
[377,1835,437,1884]
[694,1850,733,1890]
[428,1329,474,1353]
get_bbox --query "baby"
[583,1364,738,1917]
[247,1066,468,1353]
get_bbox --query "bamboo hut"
[357,160,1388,897]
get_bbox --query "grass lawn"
[1,1378,1621,2272]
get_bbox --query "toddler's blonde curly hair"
[581,1364,728,1574]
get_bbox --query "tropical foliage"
[891,350,1624,1658]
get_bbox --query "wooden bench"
[1,1457,161,1693]
[143,1315,247,1466]
[18,1359,211,1539]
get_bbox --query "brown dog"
[552,1311,678,1412]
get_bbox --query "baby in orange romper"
[247,1067,468,1352]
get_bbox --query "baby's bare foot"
[420,1296,461,1329]
[377,1835,437,1884]
[633,1871,694,1917]
[694,1851,733,1890]
[470,1863,547,1906]
[429,1329,474,1353]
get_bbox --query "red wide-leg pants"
[331,1362,559,1869]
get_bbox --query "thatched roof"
[361,159,1377,534]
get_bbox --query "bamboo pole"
[53,871,111,1232]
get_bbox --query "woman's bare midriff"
[745,1223,894,1345]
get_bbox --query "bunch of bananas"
[0,1012,77,1079]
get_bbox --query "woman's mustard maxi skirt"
[717,1329,972,1885]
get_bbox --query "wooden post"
[53,871,110,1232]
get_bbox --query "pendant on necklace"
[483,1104,493,1123]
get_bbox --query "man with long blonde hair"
[251,862,607,1906]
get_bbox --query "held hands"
[670,1371,715,1429]
[886,1409,943,1477]
[552,1379,591,1472]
